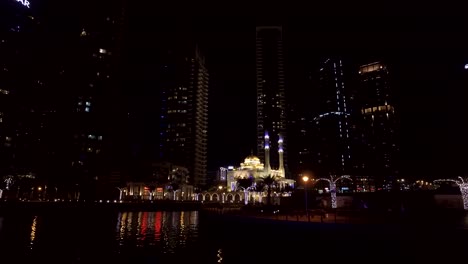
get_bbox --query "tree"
[260,175,277,207]
[254,181,265,192]
[236,177,253,191]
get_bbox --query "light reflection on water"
[115,211,199,254]
[29,216,37,250]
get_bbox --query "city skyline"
[203,16,468,180]
[2,2,468,188]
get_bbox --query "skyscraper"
[68,0,127,198]
[311,58,351,176]
[355,62,399,187]
[159,45,209,187]
[256,26,287,176]
[0,0,44,180]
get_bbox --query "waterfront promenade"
[203,205,468,229]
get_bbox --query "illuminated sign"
[15,0,30,8]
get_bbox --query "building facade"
[354,62,399,188]
[256,26,288,176]
[158,45,209,187]
[311,58,351,176]
[68,0,128,199]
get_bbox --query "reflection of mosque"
[226,132,295,191]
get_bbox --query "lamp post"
[302,176,309,216]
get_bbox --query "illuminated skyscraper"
[256,26,287,175]
[159,45,209,187]
[311,58,351,176]
[355,62,399,187]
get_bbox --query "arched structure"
[434,177,468,210]
[315,175,352,209]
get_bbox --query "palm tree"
[254,181,265,192]
[236,177,253,205]
[260,175,277,207]
[236,177,253,191]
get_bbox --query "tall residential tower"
[159,45,209,187]
[311,58,351,176]
[256,26,287,176]
[356,62,399,187]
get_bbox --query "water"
[0,211,210,263]
[0,210,467,263]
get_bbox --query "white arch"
[226,193,234,202]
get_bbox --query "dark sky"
[191,16,468,179]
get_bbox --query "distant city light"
[465,64,468,70]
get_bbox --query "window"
[85,107,90,112]
[85,101,91,106]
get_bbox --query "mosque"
[226,132,295,191]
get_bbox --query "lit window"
[85,107,90,112]
[87,148,93,153]
[88,135,96,140]
[85,101,91,106]
[98,136,103,141]
[99,48,107,54]
[78,101,82,106]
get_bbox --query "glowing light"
[15,0,30,8]
[465,64,468,70]
[264,144,270,150]
[302,176,309,182]
[29,216,37,249]
[315,175,352,209]
[434,177,468,210]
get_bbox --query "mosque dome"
[241,155,264,170]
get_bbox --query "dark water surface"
[0,210,467,263]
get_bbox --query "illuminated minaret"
[278,134,284,176]
[264,131,271,174]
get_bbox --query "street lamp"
[302,176,309,216]
[218,185,223,190]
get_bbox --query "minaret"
[278,134,284,177]
[264,131,271,175]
